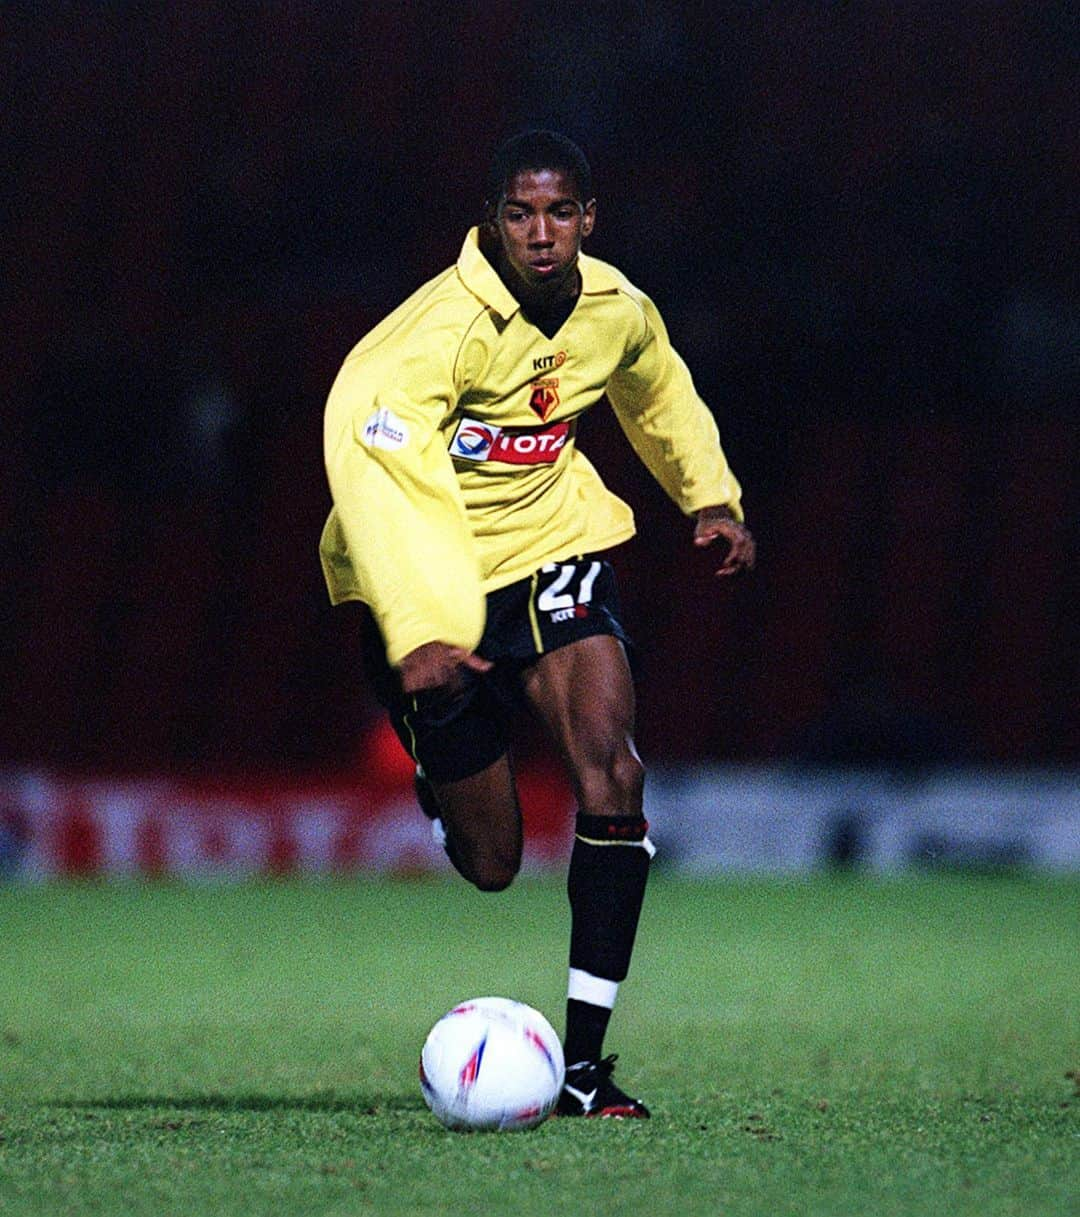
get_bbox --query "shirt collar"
[457,227,622,320]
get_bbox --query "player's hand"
[398,641,492,695]
[693,506,756,577]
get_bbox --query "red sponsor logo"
[491,421,569,465]
[449,417,570,465]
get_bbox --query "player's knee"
[613,745,645,805]
[467,851,520,892]
[450,832,521,892]
[578,740,645,816]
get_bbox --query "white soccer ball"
[419,997,565,1131]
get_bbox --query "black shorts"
[360,555,631,783]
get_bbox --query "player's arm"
[606,294,744,521]
[606,293,753,574]
[322,340,486,670]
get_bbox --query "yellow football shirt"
[320,228,743,666]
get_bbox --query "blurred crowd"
[3,3,1076,773]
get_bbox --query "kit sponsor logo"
[360,407,409,450]
[532,350,567,372]
[449,417,570,465]
[548,606,588,623]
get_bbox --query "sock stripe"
[568,968,620,1009]
[575,832,656,858]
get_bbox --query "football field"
[0,873,1076,1215]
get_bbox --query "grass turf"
[0,873,1076,1215]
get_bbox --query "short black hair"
[485,130,592,205]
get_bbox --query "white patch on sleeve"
[360,407,410,450]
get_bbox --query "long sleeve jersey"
[320,228,743,666]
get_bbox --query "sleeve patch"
[360,408,410,450]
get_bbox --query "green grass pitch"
[0,873,1077,1216]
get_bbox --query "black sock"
[564,813,652,1062]
[564,998,612,1067]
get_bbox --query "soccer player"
[321,131,755,1118]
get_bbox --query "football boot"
[555,1055,650,1119]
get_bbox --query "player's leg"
[521,633,653,1117]
[425,756,522,892]
[359,606,523,892]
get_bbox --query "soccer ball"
[419,997,565,1131]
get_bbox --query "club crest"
[529,379,560,421]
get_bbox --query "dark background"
[3,2,1076,776]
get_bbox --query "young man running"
[321,130,755,1117]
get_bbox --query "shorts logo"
[528,379,560,421]
[360,407,409,450]
[549,605,588,623]
[449,417,570,465]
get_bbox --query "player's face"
[492,169,596,295]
